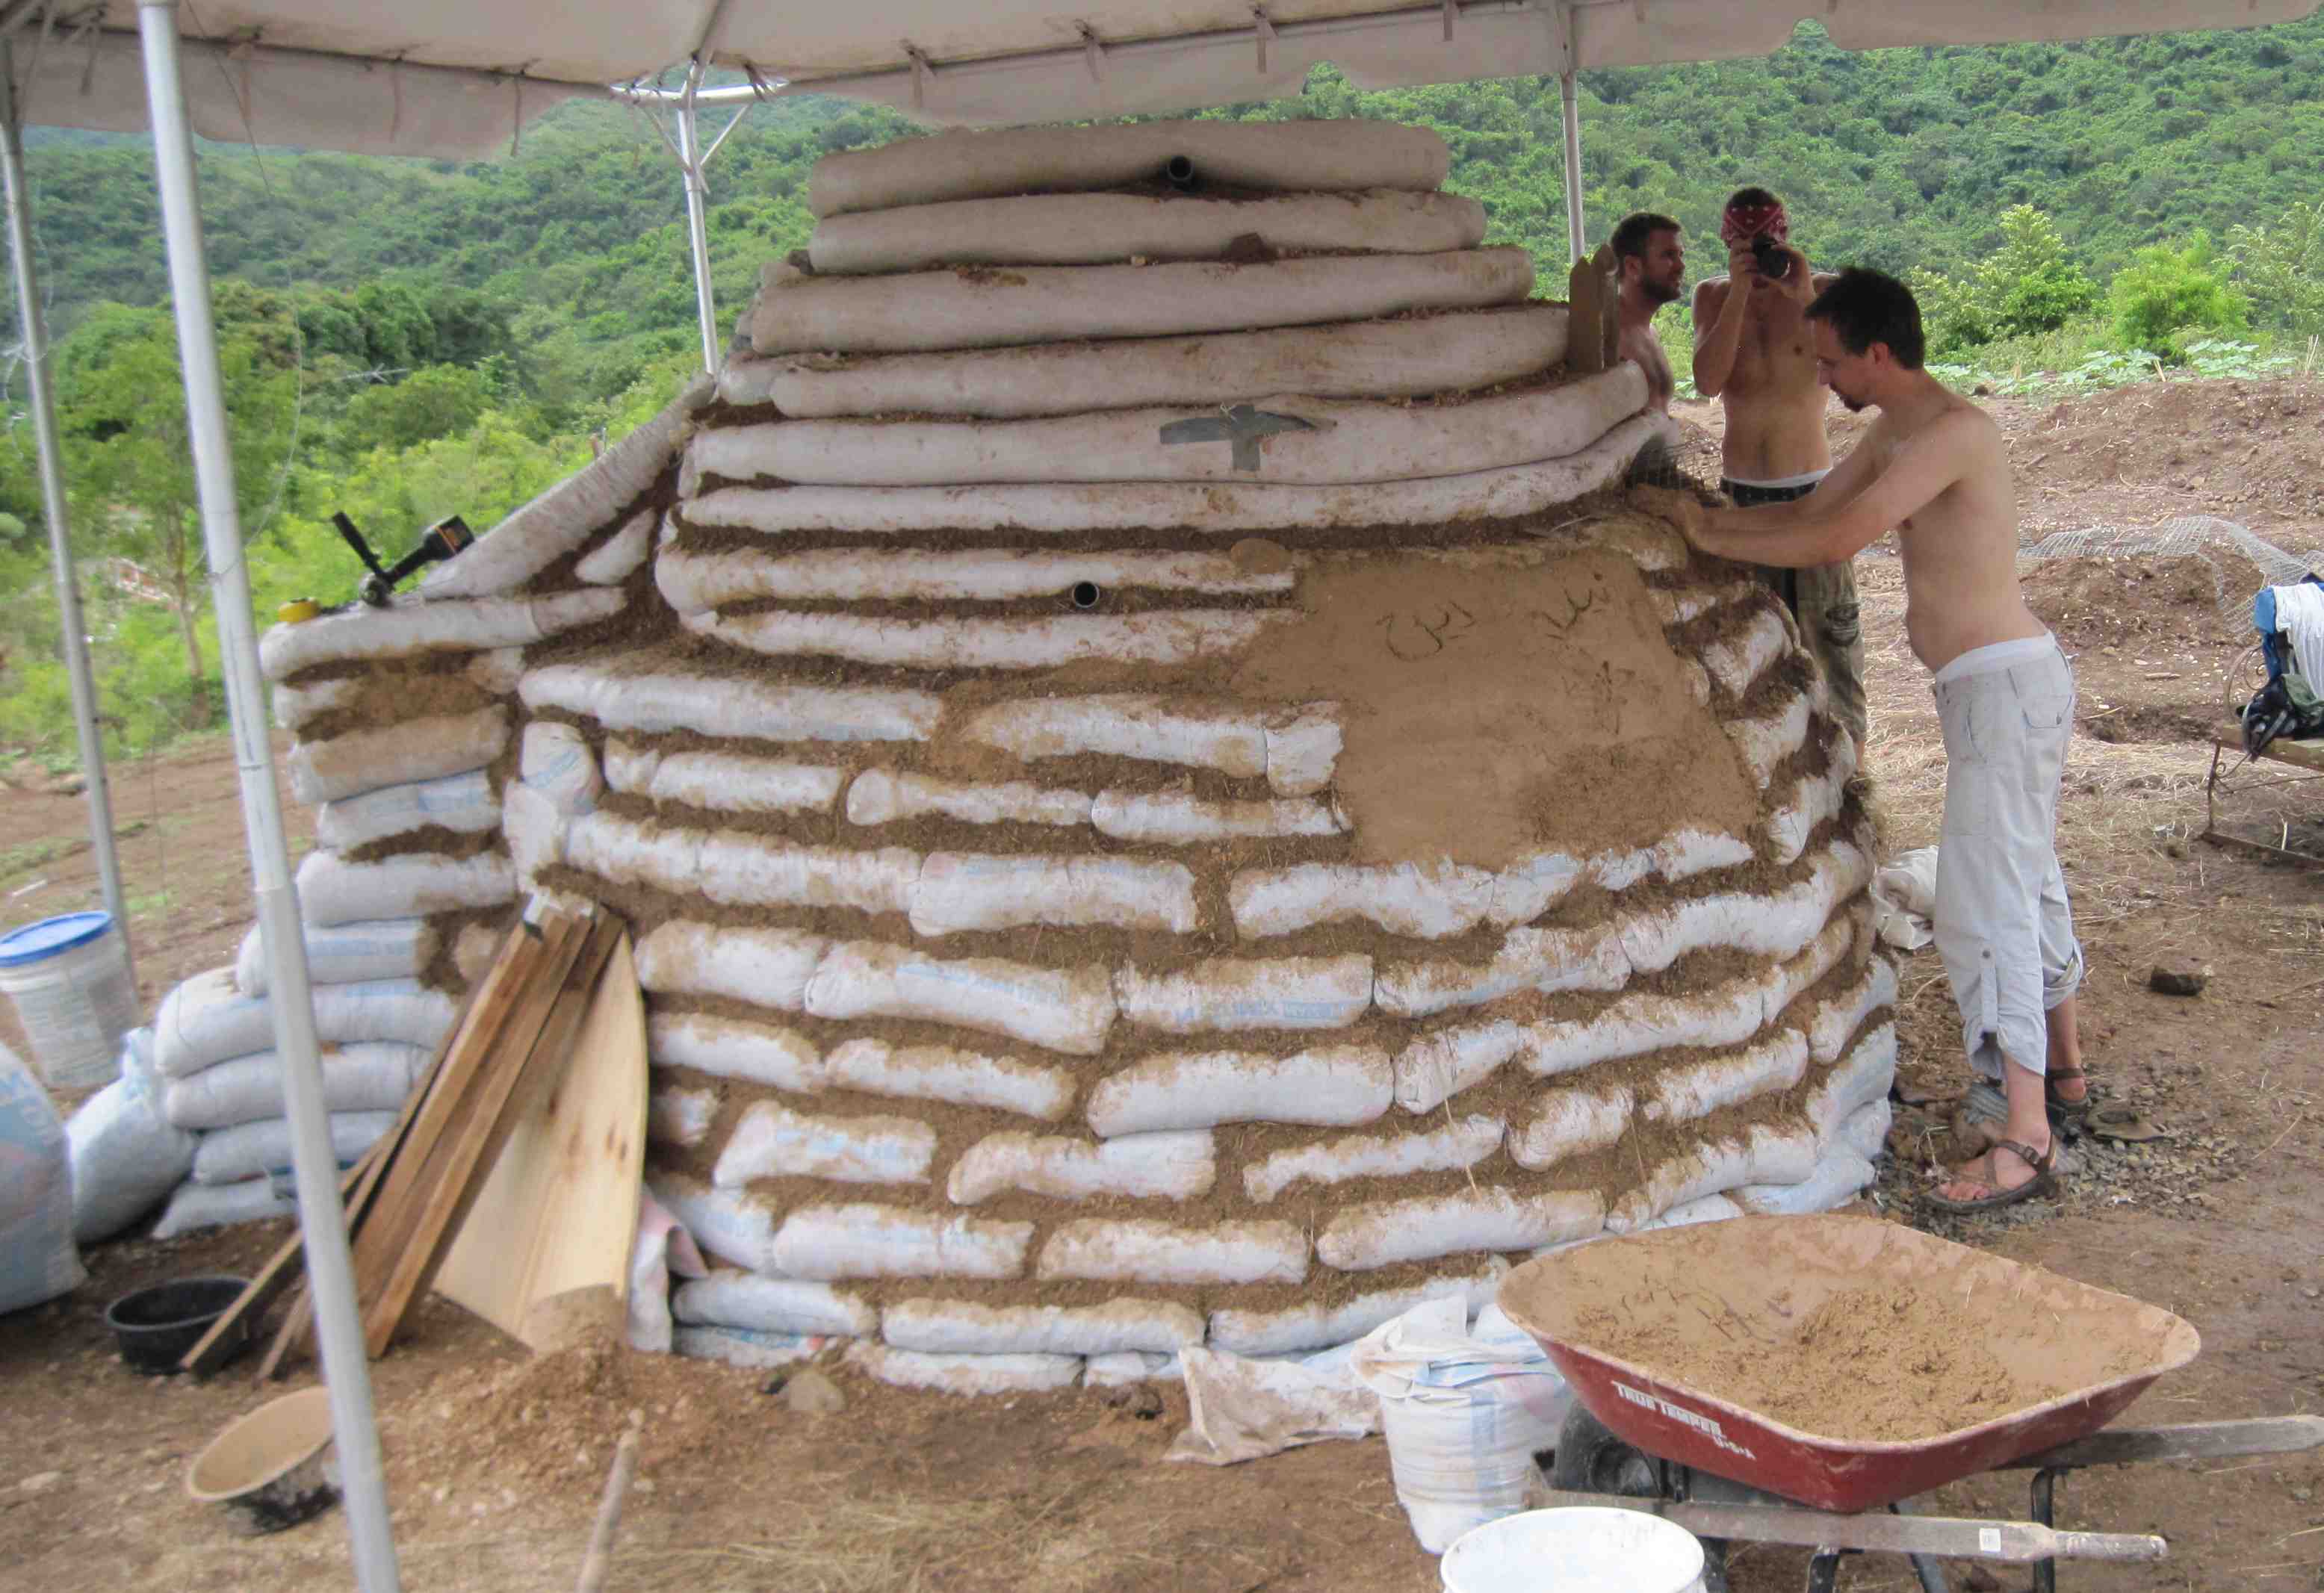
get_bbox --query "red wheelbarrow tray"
[1498,1213,2201,1515]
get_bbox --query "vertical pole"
[0,37,136,982]
[133,10,400,1593]
[678,59,720,373]
[1561,68,1585,262]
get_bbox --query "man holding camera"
[1692,187,1868,755]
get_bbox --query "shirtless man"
[1692,188,1868,755]
[1636,267,2090,1212]
[1610,211,1685,414]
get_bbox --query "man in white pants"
[1638,267,2089,1213]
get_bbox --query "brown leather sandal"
[1922,1138,2058,1214]
[2045,1066,2092,1128]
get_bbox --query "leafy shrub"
[2110,233,2250,353]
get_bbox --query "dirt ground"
[3,375,2321,1593]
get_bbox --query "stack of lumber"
[180,903,646,1376]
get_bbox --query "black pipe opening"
[1071,581,1102,609]
[1163,155,1197,190]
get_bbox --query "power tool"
[332,512,474,608]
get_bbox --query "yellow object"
[276,599,320,623]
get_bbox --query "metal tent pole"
[0,36,136,982]
[133,8,400,1592]
[1560,67,1585,261]
[676,58,722,372]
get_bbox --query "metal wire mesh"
[2020,514,2324,634]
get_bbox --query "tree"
[58,306,297,726]
[2110,232,2250,353]
[2227,199,2324,335]
[1915,205,2100,353]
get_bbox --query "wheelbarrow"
[1498,1213,2324,1592]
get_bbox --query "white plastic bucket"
[0,911,138,1090]
[1440,1507,1706,1593]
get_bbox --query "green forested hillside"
[1,16,2320,762]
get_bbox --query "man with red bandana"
[1691,187,1868,755]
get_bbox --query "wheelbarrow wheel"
[1546,1406,1733,1593]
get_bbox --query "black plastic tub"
[105,1276,251,1374]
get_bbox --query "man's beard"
[1642,277,1683,306]
[1835,391,1868,413]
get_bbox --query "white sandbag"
[882,1297,1204,1357]
[1767,735,1858,866]
[681,606,1287,671]
[519,721,602,817]
[711,1099,937,1187]
[648,1010,822,1094]
[964,693,1264,776]
[1230,853,1583,941]
[1701,606,1795,700]
[1317,1188,1605,1271]
[520,659,940,745]
[1168,1344,1382,1465]
[150,1173,295,1239]
[1086,1352,1179,1387]
[1244,1115,1503,1204]
[1374,922,1629,1019]
[1729,692,1814,788]
[672,1270,879,1337]
[1607,1123,1821,1233]
[576,506,656,586]
[844,1341,1082,1396]
[645,1176,781,1273]
[823,1038,1071,1122]
[452,922,501,987]
[1115,957,1373,1036]
[314,769,500,853]
[634,923,829,1013]
[846,770,1090,830]
[501,783,565,893]
[681,412,1671,537]
[1809,955,1899,1064]
[752,249,1533,355]
[733,306,1570,420]
[693,367,1643,488]
[673,1324,831,1369]
[808,118,1452,217]
[191,1109,397,1185]
[1736,1147,1877,1216]
[235,919,436,997]
[1209,1264,1507,1358]
[296,850,515,928]
[1836,1098,1894,1163]
[270,674,355,733]
[287,705,509,805]
[647,1085,718,1149]
[66,1030,197,1243]
[1871,845,1940,951]
[771,1205,1032,1281]
[1354,1297,1575,1553]
[626,1190,707,1356]
[1807,1022,1899,1146]
[1650,580,1760,628]
[603,740,843,816]
[657,545,1286,614]
[806,943,1116,1057]
[1092,790,1342,845]
[1764,913,1863,1025]
[155,970,456,1078]
[810,188,1485,274]
[259,589,626,680]
[1037,1217,1307,1286]
[567,812,920,915]
[946,1130,1215,1205]
[1617,842,1868,977]
[1507,1087,1636,1170]
[909,853,1199,937]
[420,379,707,599]
[468,648,525,694]
[1585,828,1758,891]
[1642,1031,1812,1125]
[161,1042,426,1131]
[1086,1046,1391,1136]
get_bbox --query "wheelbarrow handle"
[1531,1488,2166,1564]
[2052,1528,2172,1563]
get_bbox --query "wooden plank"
[177,1152,370,1377]
[435,933,648,1350]
[2216,725,2324,773]
[1528,1489,2167,1565]
[347,913,575,1320]
[2000,1415,2324,1471]
[363,913,619,1357]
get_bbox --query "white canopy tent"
[4,4,2314,1590]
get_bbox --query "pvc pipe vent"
[1071,581,1102,609]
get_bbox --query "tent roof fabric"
[14,1,2320,152]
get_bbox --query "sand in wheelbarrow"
[1514,1215,2172,1444]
